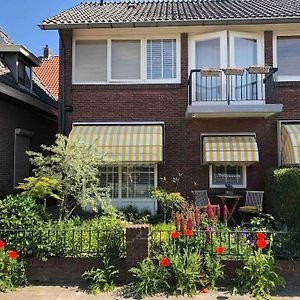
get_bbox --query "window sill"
[276,81,300,87]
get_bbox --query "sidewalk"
[1,285,300,300]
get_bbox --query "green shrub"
[0,241,27,292]
[82,257,119,294]
[119,205,151,224]
[0,194,48,230]
[265,167,300,229]
[234,251,285,299]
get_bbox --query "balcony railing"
[188,67,278,105]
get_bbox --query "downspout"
[59,30,66,134]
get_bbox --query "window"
[147,39,176,80]
[111,40,141,80]
[276,35,300,81]
[18,60,32,89]
[99,165,156,199]
[74,40,107,83]
[14,129,33,187]
[73,37,179,84]
[209,165,246,188]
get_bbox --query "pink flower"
[223,205,228,224]
[179,215,186,233]
[207,200,215,223]
[194,207,201,228]
[217,205,221,220]
[206,227,211,243]
[187,215,194,230]
[175,213,180,231]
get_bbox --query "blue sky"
[0,0,85,56]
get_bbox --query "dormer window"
[18,59,32,89]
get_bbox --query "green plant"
[82,258,119,294]
[233,235,285,300]
[204,254,224,289]
[0,194,48,230]
[0,241,27,292]
[150,189,185,223]
[130,258,168,296]
[17,176,61,211]
[119,205,150,224]
[265,167,300,230]
[27,134,112,220]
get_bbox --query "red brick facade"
[59,29,300,207]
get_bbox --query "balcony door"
[191,31,263,102]
[229,32,263,101]
[191,31,227,101]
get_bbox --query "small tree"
[27,134,112,220]
[17,176,61,211]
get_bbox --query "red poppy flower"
[256,232,266,240]
[215,246,225,254]
[8,250,18,259]
[171,231,180,239]
[201,289,209,294]
[161,258,170,268]
[184,229,193,237]
[256,239,268,249]
[0,240,5,249]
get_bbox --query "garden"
[0,134,299,299]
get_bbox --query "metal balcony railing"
[188,67,278,105]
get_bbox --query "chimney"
[43,45,52,59]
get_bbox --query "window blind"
[111,40,141,80]
[75,40,107,82]
[147,39,176,80]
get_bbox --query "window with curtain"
[111,40,141,80]
[277,36,300,79]
[210,165,246,187]
[74,40,107,82]
[99,165,155,199]
[147,39,176,80]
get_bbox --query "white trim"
[277,119,300,166]
[209,164,247,189]
[72,34,181,85]
[273,31,300,82]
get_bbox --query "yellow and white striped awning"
[69,124,163,163]
[203,135,259,164]
[281,124,300,165]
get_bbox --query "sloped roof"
[40,0,300,29]
[0,27,57,110]
[33,56,59,99]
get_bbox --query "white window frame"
[72,35,181,85]
[209,165,247,189]
[273,31,300,82]
[277,120,300,166]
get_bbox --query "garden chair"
[239,191,264,224]
[192,190,217,211]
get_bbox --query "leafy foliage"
[119,205,151,224]
[27,134,112,220]
[0,243,27,292]
[204,253,224,290]
[17,176,61,210]
[0,194,48,230]
[265,167,300,230]
[82,257,119,294]
[233,250,285,299]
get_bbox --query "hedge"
[265,167,300,230]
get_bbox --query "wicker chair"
[239,191,264,224]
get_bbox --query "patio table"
[217,194,243,226]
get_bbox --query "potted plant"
[225,183,234,195]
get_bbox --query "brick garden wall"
[59,28,300,205]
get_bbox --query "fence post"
[125,224,150,282]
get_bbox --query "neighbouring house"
[0,27,57,196]
[33,45,59,100]
[40,0,300,213]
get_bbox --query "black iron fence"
[188,67,278,105]
[150,229,300,259]
[0,228,126,258]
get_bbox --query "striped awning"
[69,124,163,163]
[203,135,259,164]
[281,124,300,165]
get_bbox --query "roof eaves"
[39,16,300,30]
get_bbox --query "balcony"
[186,67,283,118]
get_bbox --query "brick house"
[40,0,300,213]
[0,27,57,196]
